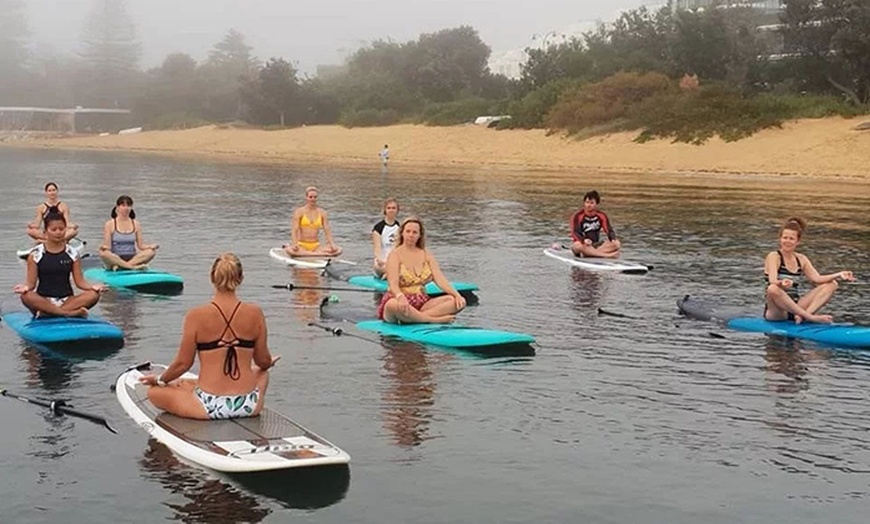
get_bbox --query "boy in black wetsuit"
[569,190,621,259]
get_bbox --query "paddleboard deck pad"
[116,363,351,472]
[269,247,331,269]
[678,295,870,349]
[84,268,184,295]
[17,239,86,260]
[543,246,650,274]
[1,311,124,346]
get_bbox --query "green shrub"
[756,93,865,119]
[418,98,500,126]
[545,72,672,134]
[338,108,402,127]
[500,79,576,129]
[629,83,789,144]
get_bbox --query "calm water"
[1,148,869,523]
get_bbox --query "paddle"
[272,283,375,293]
[308,321,381,344]
[598,308,640,320]
[1,389,117,434]
[109,361,153,392]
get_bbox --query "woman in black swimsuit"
[764,217,855,324]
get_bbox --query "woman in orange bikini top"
[377,217,466,324]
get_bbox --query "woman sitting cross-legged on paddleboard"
[377,217,466,324]
[570,190,621,259]
[140,253,278,420]
[372,197,400,279]
[25,182,79,242]
[764,217,855,324]
[13,212,104,318]
[283,186,341,257]
[98,195,158,270]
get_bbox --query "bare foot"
[65,307,89,318]
[429,314,455,324]
[794,315,804,324]
[134,264,149,270]
[806,314,833,324]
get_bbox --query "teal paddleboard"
[347,275,479,296]
[356,320,534,349]
[84,268,184,295]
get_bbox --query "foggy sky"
[26,0,649,73]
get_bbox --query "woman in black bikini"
[763,217,855,324]
[140,253,278,420]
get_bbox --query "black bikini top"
[196,301,255,380]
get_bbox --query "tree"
[200,29,258,121]
[78,0,141,107]
[780,0,870,104]
[133,53,206,128]
[242,58,300,126]
[0,0,30,103]
[409,26,491,102]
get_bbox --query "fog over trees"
[2,0,868,143]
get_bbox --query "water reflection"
[290,268,324,324]
[140,439,350,519]
[379,340,440,450]
[98,290,142,341]
[569,269,606,309]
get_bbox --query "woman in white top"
[372,198,400,279]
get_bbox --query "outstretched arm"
[801,255,856,285]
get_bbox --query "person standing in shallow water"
[379,144,390,167]
[763,217,855,324]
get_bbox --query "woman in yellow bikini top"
[377,217,466,324]
[284,186,341,256]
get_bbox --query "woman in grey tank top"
[98,195,159,270]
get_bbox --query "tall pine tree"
[78,0,141,107]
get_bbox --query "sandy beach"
[4,117,870,179]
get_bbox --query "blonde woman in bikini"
[377,217,466,324]
[283,186,341,257]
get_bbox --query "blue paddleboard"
[347,275,479,297]
[1,311,124,345]
[677,295,870,349]
[727,317,870,349]
[84,268,184,295]
[356,320,534,349]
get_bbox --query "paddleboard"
[347,275,479,297]
[269,247,331,269]
[115,363,351,472]
[17,238,85,260]
[84,267,184,295]
[677,295,870,349]
[1,311,124,345]
[356,320,535,349]
[543,246,650,274]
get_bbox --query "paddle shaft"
[308,322,381,344]
[273,283,375,293]
[1,389,117,434]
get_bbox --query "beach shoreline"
[3,117,870,180]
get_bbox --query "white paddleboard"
[115,363,351,472]
[17,238,86,260]
[269,247,331,269]
[543,246,650,274]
